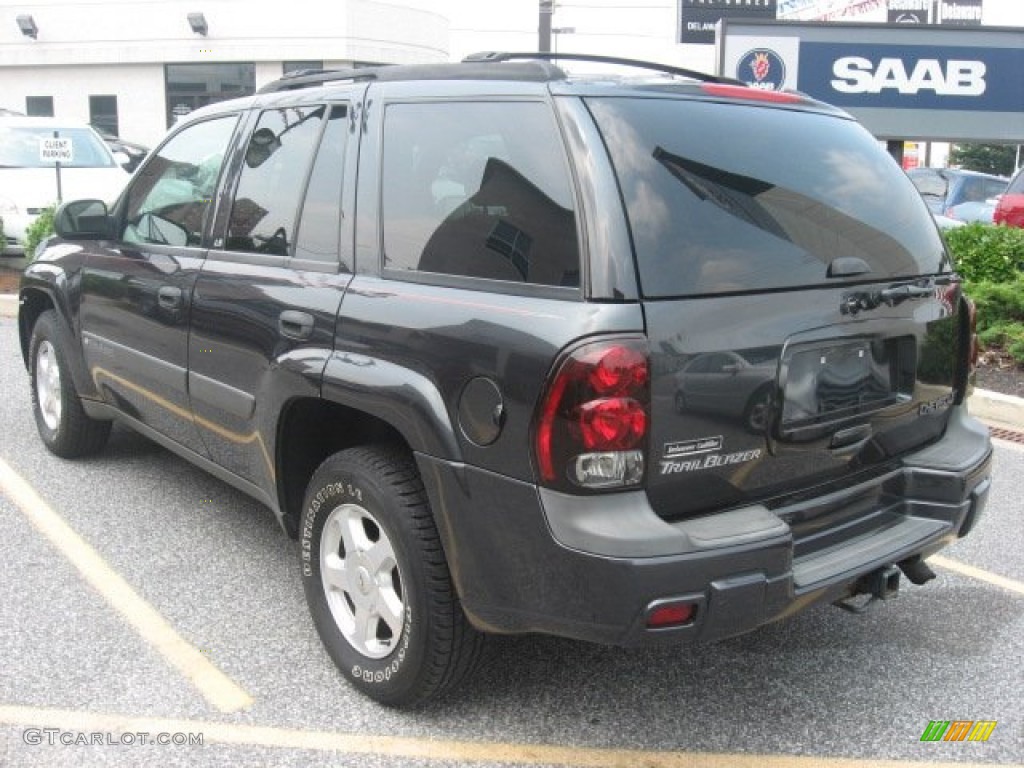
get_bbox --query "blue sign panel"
[798,42,1024,113]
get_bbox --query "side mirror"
[54,199,110,240]
[111,150,132,170]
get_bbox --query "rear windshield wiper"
[840,275,955,315]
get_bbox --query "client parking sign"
[39,136,73,163]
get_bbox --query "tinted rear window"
[588,98,947,298]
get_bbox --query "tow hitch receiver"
[834,565,901,614]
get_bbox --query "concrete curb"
[0,294,17,319]
[1,291,1022,430]
[969,388,1024,432]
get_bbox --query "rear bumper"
[419,406,992,647]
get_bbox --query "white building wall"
[0,0,448,145]
[0,64,166,145]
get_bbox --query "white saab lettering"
[831,57,986,96]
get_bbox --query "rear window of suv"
[587,98,948,298]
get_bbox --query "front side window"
[381,101,580,288]
[226,106,325,256]
[121,115,238,247]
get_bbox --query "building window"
[165,63,255,128]
[25,96,54,117]
[283,60,324,75]
[89,95,119,136]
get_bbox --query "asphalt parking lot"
[0,313,1021,768]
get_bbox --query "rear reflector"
[700,83,804,104]
[646,602,696,629]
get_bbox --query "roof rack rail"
[462,52,742,85]
[258,65,386,94]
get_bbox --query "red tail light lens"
[535,338,649,490]
[578,398,647,450]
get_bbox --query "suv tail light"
[967,297,979,370]
[535,338,649,491]
[953,293,979,404]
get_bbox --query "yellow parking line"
[930,555,1024,596]
[0,705,1017,768]
[0,459,253,713]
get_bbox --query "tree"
[949,143,1017,177]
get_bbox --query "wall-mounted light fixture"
[17,14,39,39]
[187,12,208,36]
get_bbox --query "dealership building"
[0,0,447,147]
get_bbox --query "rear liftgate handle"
[279,310,314,341]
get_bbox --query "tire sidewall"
[29,313,67,448]
[300,459,428,703]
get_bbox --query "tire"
[29,310,112,458]
[300,445,484,707]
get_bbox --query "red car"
[994,166,1024,228]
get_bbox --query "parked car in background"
[0,116,129,255]
[908,168,1007,215]
[92,127,148,172]
[674,350,777,433]
[943,199,997,225]
[931,213,965,230]
[993,165,1024,229]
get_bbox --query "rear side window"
[1009,169,1024,194]
[588,98,947,298]
[226,106,325,256]
[294,105,348,265]
[909,170,946,200]
[381,101,580,288]
[981,177,1008,200]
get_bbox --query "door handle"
[279,310,314,341]
[157,285,183,309]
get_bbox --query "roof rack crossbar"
[462,52,742,85]
[258,66,385,94]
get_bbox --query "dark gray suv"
[19,54,992,706]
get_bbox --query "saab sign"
[831,56,984,96]
[802,44,1021,111]
[718,22,1024,142]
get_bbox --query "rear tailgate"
[586,94,965,521]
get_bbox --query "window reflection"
[226,106,325,256]
[381,102,580,288]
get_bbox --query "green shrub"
[978,322,1024,363]
[0,215,6,253]
[944,223,1024,283]
[964,276,1024,366]
[25,205,56,258]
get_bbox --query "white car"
[1,116,129,255]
